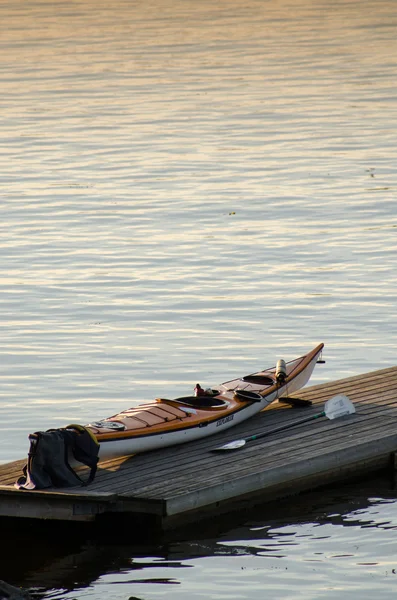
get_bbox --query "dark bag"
[15,425,99,490]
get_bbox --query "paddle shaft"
[246,410,325,443]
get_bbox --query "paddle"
[211,394,355,452]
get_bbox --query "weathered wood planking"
[1,365,397,526]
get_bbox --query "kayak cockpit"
[160,395,229,410]
[241,375,275,386]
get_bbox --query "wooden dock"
[1,365,397,530]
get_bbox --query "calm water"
[1,0,397,596]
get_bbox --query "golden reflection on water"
[1,0,396,464]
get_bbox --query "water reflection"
[3,477,397,598]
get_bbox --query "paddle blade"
[212,439,247,451]
[324,394,355,419]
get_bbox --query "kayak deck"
[86,344,324,448]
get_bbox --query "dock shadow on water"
[2,476,397,600]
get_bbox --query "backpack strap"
[64,424,100,485]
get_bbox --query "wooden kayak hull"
[87,343,324,461]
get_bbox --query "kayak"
[86,343,324,461]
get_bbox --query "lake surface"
[1,0,396,597]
